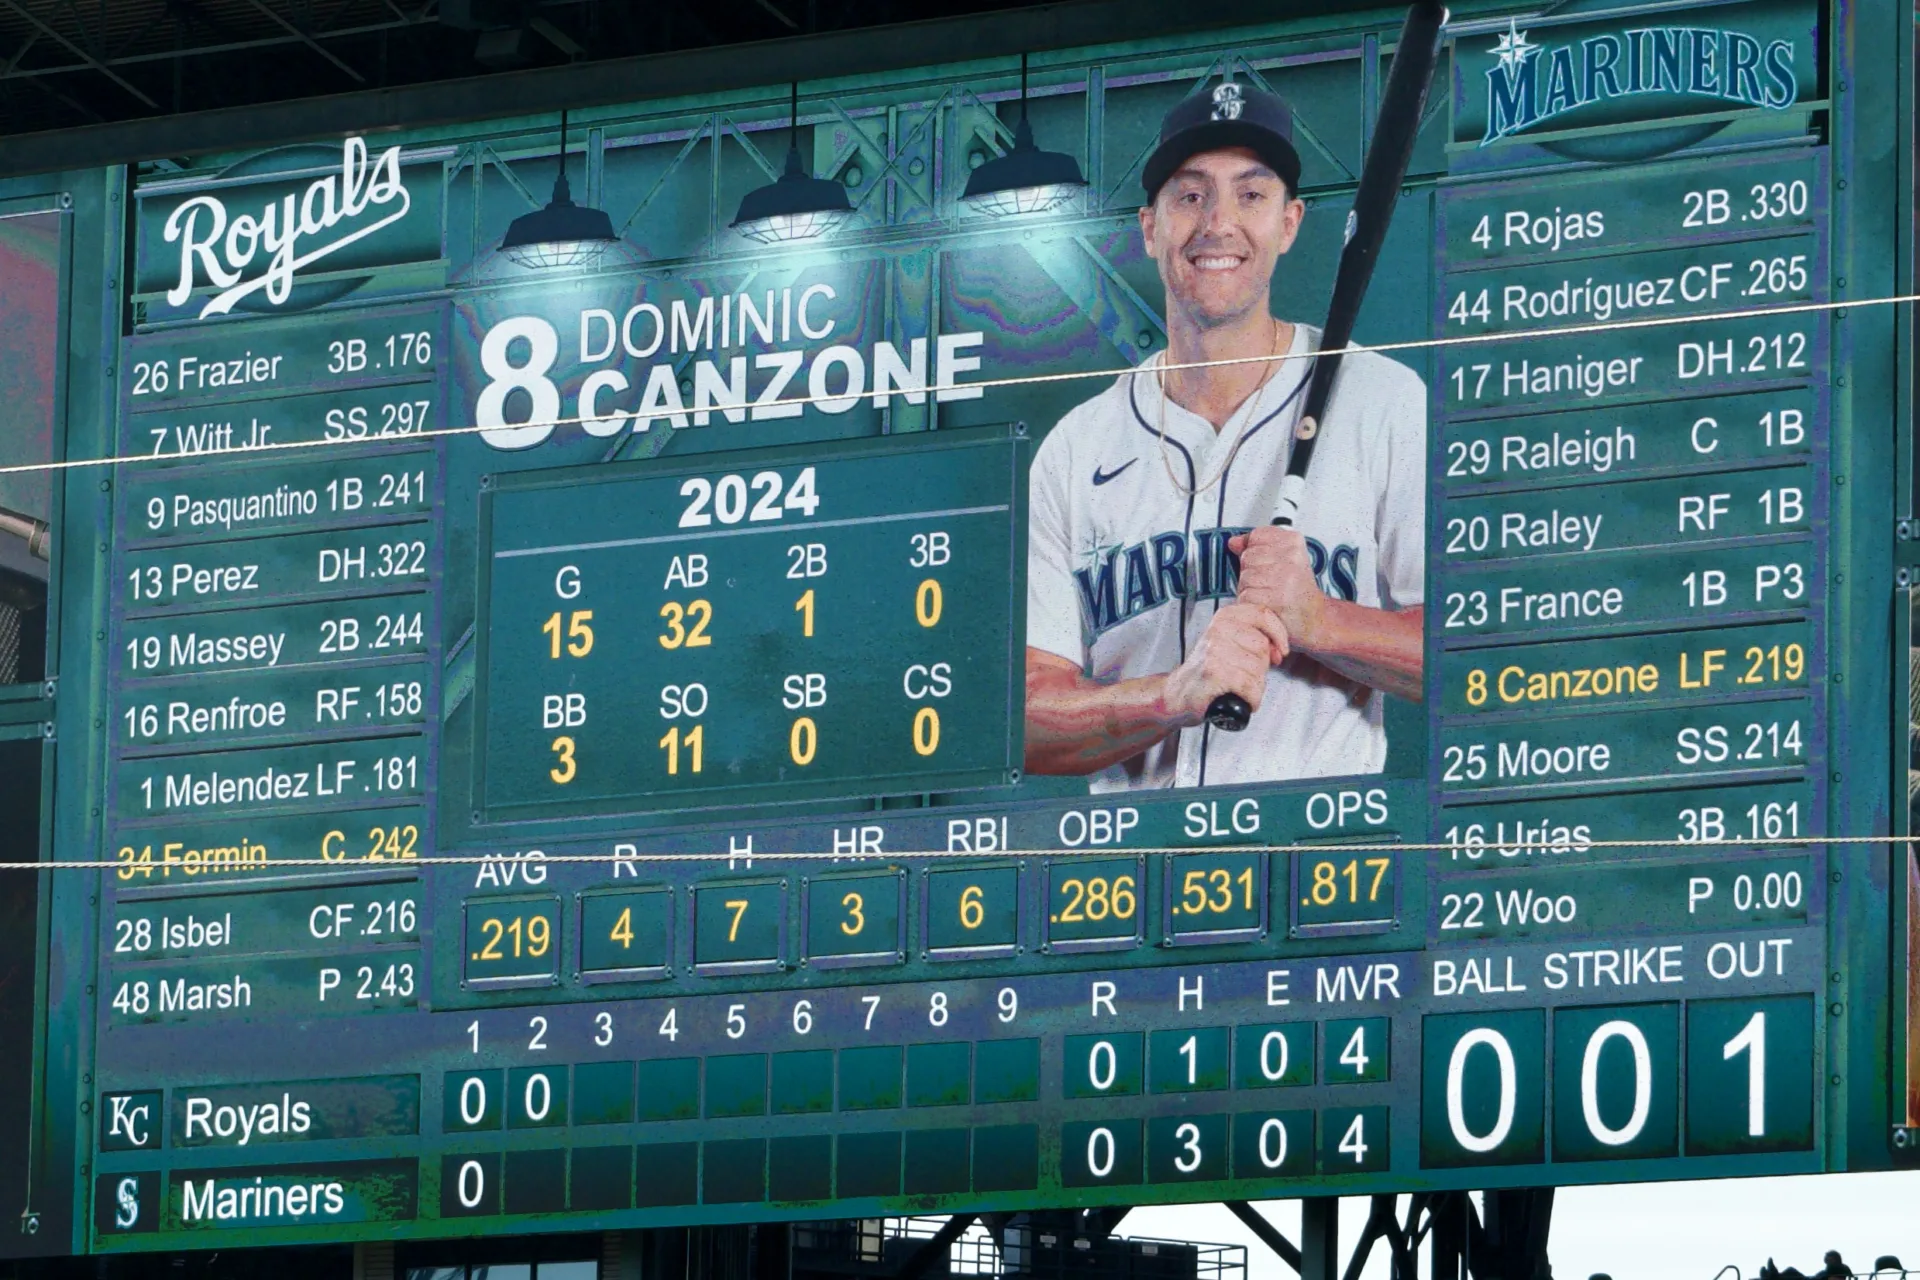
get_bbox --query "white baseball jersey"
[1026,323,1427,791]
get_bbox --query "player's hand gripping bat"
[1204,0,1448,733]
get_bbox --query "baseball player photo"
[1024,80,1427,792]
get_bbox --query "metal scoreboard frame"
[0,0,1914,1261]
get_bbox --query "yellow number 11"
[659,724,704,774]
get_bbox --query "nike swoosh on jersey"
[1092,459,1138,486]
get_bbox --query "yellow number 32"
[659,600,713,649]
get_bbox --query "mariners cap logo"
[1210,82,1245,121]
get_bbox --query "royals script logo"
[164,136,411,318]
[1481,19,1798,146]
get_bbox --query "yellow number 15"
[543,610,594,658]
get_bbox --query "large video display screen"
[12,0,1905,1257]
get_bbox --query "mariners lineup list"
[1430,145,1825,893]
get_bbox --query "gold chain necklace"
[1153,316,1286,498]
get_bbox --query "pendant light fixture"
[731,84,856,244]
[500,109,620,269]
[962,54,1087,216]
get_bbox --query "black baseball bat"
[1204,0,1448,733]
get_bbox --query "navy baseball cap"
[1142,80,1302,202]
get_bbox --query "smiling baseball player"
[1024,80,1427,791]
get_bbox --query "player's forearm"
[1296,604,1424,701]
[1023,672,1188,775]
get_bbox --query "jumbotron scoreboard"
[2,0,1914,1260]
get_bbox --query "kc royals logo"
[106,1095,153,1148]
[100,1090,161,1150]
[1481,17,1799,146]
[1210,82,1245,121]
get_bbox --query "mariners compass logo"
[1480,16,1800,146]
[1210,82,1246,121]
[114,1177,141,1230]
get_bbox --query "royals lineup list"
[105,303,444,1027]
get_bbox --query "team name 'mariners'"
[1483,25,1797,146]
[1076,529,1362,636]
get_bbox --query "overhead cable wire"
[13,833,1920,871]
[0,283,1898,874]
[0,287,1906,481]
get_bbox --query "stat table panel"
[474,429,1025,819]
